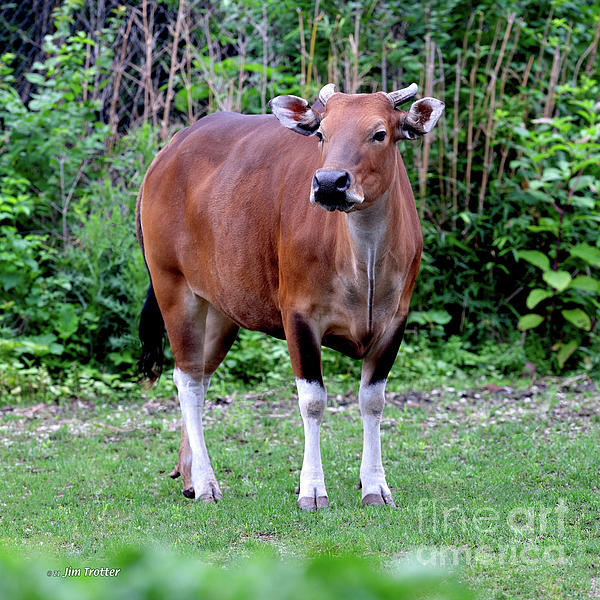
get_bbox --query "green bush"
[1,0,599,383]
[0,549,472,600]
[508,79,600,370]
[0,4,154,373]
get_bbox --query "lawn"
[1,374,599,599]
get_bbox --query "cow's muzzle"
[310,169,362,212]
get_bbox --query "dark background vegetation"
[1,0,599,393]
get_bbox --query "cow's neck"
[343,184,396,335]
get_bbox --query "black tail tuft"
[138,280,166,385]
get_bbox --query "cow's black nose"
[313,169,351,194]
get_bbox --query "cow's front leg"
[358,317,407,506]
[296,379,328,510]
[358,379,394,506]
[284,313,329,511]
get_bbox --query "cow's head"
[269,84,444,212]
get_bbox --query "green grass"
[1,376,599,599]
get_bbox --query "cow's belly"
[181,257,284,337]
[211,291,285,338]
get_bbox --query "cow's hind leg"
[154,273,221,502]
[170,419,194,498]
[171,307,239,498]
[173,367,222,502]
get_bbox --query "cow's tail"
[136,183,166,385]
[138,279,166,385]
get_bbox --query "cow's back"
[139,111,321,334]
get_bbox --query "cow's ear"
[269,95,321,136]
[396,97,445,140]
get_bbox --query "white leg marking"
[296,379,328,505]
[173,368,221,501]
[181,374,213,479]
[359,380,393,504]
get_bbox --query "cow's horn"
[386,83,418,108]
[318,83,336,106]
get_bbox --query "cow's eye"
[372,130,386,142]
[315,130,324,141]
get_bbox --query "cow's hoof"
[182,487,195,498]
[170,468,181,479]
[362,491,395,507]
[298,495,329,511]
[195,482,223,503]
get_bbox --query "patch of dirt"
[387,374,599,434]
[0,397,182,445]
[0,375,598,446]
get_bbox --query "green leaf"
[527,217,559,235]
[24,73,46,85]
[569,276,600,293]
[407,312,425,325]
[570,244,600,267]
[542,270,571,292]
[0,334,63,357]
[516,250,550,272]
[525,189,552,203]
[571,175,597,192]
[571,195,595,210]
[0,272,23,291]
[425,310,452,325]
[174,84,209,113]
[512,126,530,139]
[526,288,554,309]
[556,340,578,369]
[408,310,452,325]
[561,308,591,331]
[518,313,544,331]
[528,180,546,190]
[541,167,565,182]
[56,304,79,339]
[574,157,600,171]
[49,342,65,355]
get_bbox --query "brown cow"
[136,83,444,510]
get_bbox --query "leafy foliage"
[0,4,155,372]
[0,550,471,600]
[509,80,600,369]
[0,0,599,382]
